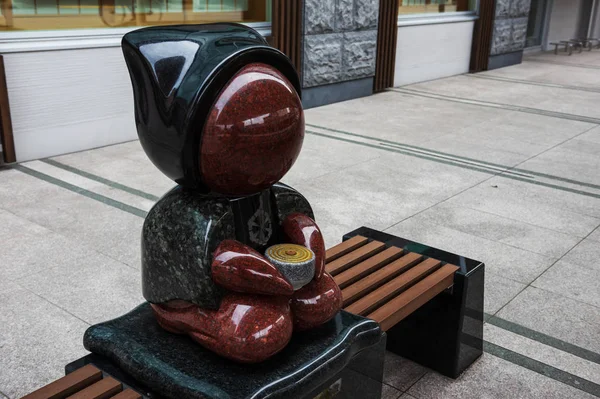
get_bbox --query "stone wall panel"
[303,34,343,87]
[305,0,336,34]
[342,30,377,79]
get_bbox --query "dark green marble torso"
[142,182,314,309]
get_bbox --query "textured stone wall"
[491,0,532,55]
[302,0,379,88]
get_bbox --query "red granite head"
[123,24,304,193]
[200,63,304,196]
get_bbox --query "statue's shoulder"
[271,182,314,221]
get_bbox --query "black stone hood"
[122,23,301,189]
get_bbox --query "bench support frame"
[343,227,485,379]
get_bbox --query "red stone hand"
[291,272,342,331]
[152,293,293,363]
[282,213,326,280]
[212,239,294,296]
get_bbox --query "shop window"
[398,0,476,15]
[0,0,269,30]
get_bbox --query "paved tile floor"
[2,50,600,398]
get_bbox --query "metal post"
[589,0,598,38]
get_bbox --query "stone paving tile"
[52,144,174,198]
[444,179,600,236]
[577,125,600,144]
[518,144,600,186]
[22,160,155,211]
[1,229,91,282]
[0,169,144,268]
[484,272,526,315]
[532,259,600,308]
[383,352,428,392]
[485,324,600,385]
[482,61,600,87]
[587,228,600,242]
[387,217,557,285]
[413,204,580,258]
[283,133,382,187]
[295,152,489,245]
[305,91,502,146]
[475,176,600,220]
[560,237,600,272]
[0,282,89,399]
[408,74,600,120]
[497,287,600,354]
[407,353,597,399]
[399,394,418,399]
[16,252,144,325]
[0,210,91,281]
[0,208,46,241]
[382,384,403,399]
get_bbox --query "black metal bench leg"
[384,264,484,379]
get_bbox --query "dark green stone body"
[142,182,314,309]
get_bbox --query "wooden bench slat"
[67,377,122,399]
[23,365,103,399]
[326,240,385,276]
[333,246,404,288]
[368,264,459,331]
[110,389,142,399]
[344,258,442,316]
[325,235,369,263]
[341,252,424,306]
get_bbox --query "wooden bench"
[326,235,458,331]
[22,364,141,399]
[328,227,484,378]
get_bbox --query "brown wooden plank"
[325,235,369,263]
[373,0,399,92]
[325,240,385,276]
[23,365,102,399]
[341,252,423,306]
[344,258,442,316]
[110,390,141,399]
[333,246,404,288]
[470,0,495,72]
[0,55,16,163]
[67,377,122,399]
[368,264,459,331]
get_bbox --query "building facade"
[0,0,598,163]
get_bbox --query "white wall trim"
[397,12,478,27]
[0,22,271,53]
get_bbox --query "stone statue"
[122,23,343,363]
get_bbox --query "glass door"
[526,0,548,48]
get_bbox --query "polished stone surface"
[152,294,294,363]
[125,22,343,363]
[82,303,382,399]
[122,24,300,189]
[213,240,294,295]
[290,271,342,330]
[282,212,326,279]
[200,63,304,196]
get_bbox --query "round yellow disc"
[265,244,314,264]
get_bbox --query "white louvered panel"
[3,46,137,161]
[394,21,475,87]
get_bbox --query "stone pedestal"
[69,303,385,399]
